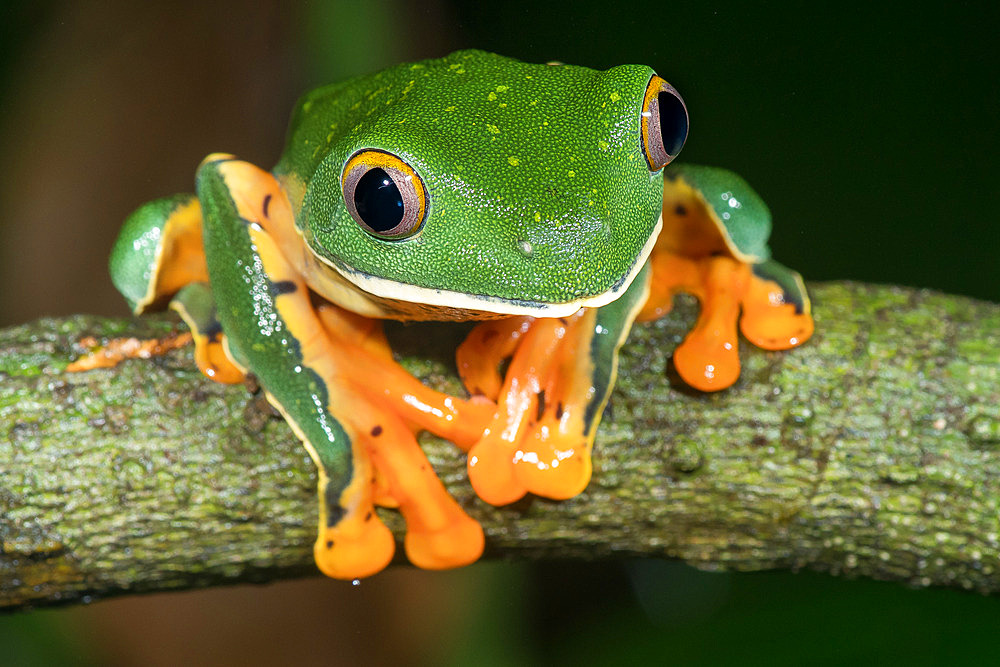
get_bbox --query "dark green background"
[1,1,997,664]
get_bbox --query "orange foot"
[638,251,813,392]
[456,268,649,506]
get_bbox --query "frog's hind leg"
[109,193,244,383]
[110,193,208,314]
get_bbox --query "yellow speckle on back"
[496,85,509,93]
[488,91,497,101]
[534,212,541,222]
[598,140,609,151]
[610,91,621,102]
[402,80,416,95]
[446,105,457,112]
[486,124,500,134]
[448,63,466,74]
[508,156,520,166]
[568,170,576,177]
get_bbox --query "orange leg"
[199,156,494,578]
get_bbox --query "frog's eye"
[641,75,689,171]
[341,150,427,239]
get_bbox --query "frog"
[107,49,812,580]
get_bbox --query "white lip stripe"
[307,213,663,318]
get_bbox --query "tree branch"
[2,282,998,610]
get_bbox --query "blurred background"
[1,1,998,664]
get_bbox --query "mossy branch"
[1,282,999,610]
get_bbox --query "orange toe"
[313,516,396,580]
[673,329,742,391]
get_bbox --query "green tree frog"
[107,50,812,579]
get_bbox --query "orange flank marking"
[740,275,815,350]
[67,332,193,372]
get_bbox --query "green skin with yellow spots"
[275,49,664,306]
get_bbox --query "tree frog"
[108,50,812,579]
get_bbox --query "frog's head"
[280,50,688,320]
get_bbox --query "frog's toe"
[740,261,814,350]
[740,299,814,350]
[314,513,396,580]
[512,431,592,500]
[468,429,590,504]
[404,512,484,571]
[670,256,749,391]
[467,436,527,506]
[170,282,245,384]
[673,326,742,391]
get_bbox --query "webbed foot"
[457,267,650,506]
[638,250,813,391]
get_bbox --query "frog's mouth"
[298,214,661,322]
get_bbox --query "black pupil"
[354,168,404,232]
[658,91,688,157]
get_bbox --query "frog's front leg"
[457,266,650,506]
[196,156,486,576]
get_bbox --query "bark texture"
[1,281,999,610]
